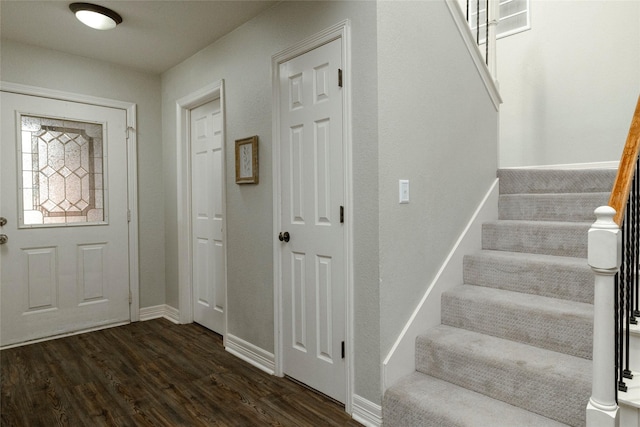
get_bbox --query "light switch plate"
[399,179,409,204]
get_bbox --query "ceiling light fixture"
[69,3,122,30]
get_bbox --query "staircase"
[383,168,618,426]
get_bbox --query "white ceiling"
[0,1,278,74]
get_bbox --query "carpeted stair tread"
[463,250,593,303]
[482,220,591,257]
[383,372,569,427]
[497,168,616,194]
[415,325,591,427]
[499,192,609,222]
[441,284,593,359]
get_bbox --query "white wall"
[376,0,499,356]
[498,0,640,167]
[161,1,381,404]
[0,40,165,308]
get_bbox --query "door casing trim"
[0,81,140,322]
[271,20,353,413]
[175,81,228,340]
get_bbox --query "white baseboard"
[225,333,275,375]
[352,394,382,427]
[381,179,499,391]
[139,305,180,324]
[502,161,619,170]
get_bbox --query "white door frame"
[0,81,140,322]
[176,81,227,335]
[271,21,353,412]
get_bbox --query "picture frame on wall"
[235,136,259,184]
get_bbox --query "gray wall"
[498,0,640,167]
[0,40,165,308]
[160,1,381,403]
[376,0,499,358]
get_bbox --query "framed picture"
[235,136,259,184]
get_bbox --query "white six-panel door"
[0,92,130,347]
[279,38,346,403]
[191,99,225,334]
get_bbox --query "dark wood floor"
[1,319,363,426]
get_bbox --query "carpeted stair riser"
[482,220,591,258]
[463,250,594,304]
[499,192,610,222]
[383,372,569,427]
[415,325,591,427]
[441,285,593,359]
[497,168,616,194]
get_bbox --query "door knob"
[0,234,7,245]
[278,231,290,242]
[0,217,6,227]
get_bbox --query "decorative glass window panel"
[19,115,106,227]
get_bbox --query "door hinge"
[127,209,131,223]
[338,69,343,88]
[340,206,344,224]
[341,341,345,359]
[129,291,132,304]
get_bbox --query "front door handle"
[278,231,290,243]
[0,234,7,245]
[0,217,6,227]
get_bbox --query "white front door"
[0,92,130,347]
[191,99,225,334]
[278,38,346,403]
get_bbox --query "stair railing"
[465,0,499,79]
[587,95,640,427]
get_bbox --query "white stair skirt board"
[382,179,499,391]
[619,404,640,427]
[619,372,640,409]
[500,161,619,170]
[630,324,640,372]
[139,305,180,324]
[619,372,640,427]
[351,394,382,427]
[620,324,640,412]
[225,334,276,376]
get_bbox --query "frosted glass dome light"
[69,3,122,30]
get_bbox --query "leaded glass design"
[20,115,105,226]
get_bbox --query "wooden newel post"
[586,206,621,427]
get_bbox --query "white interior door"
[0,92,130,347]
[191,99,226,334]
[279,38,346,403]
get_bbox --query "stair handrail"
[608,96,640,226]
[587,94,640,427]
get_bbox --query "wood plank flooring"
[1,319,363,426]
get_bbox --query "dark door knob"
[278,232,290,242]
